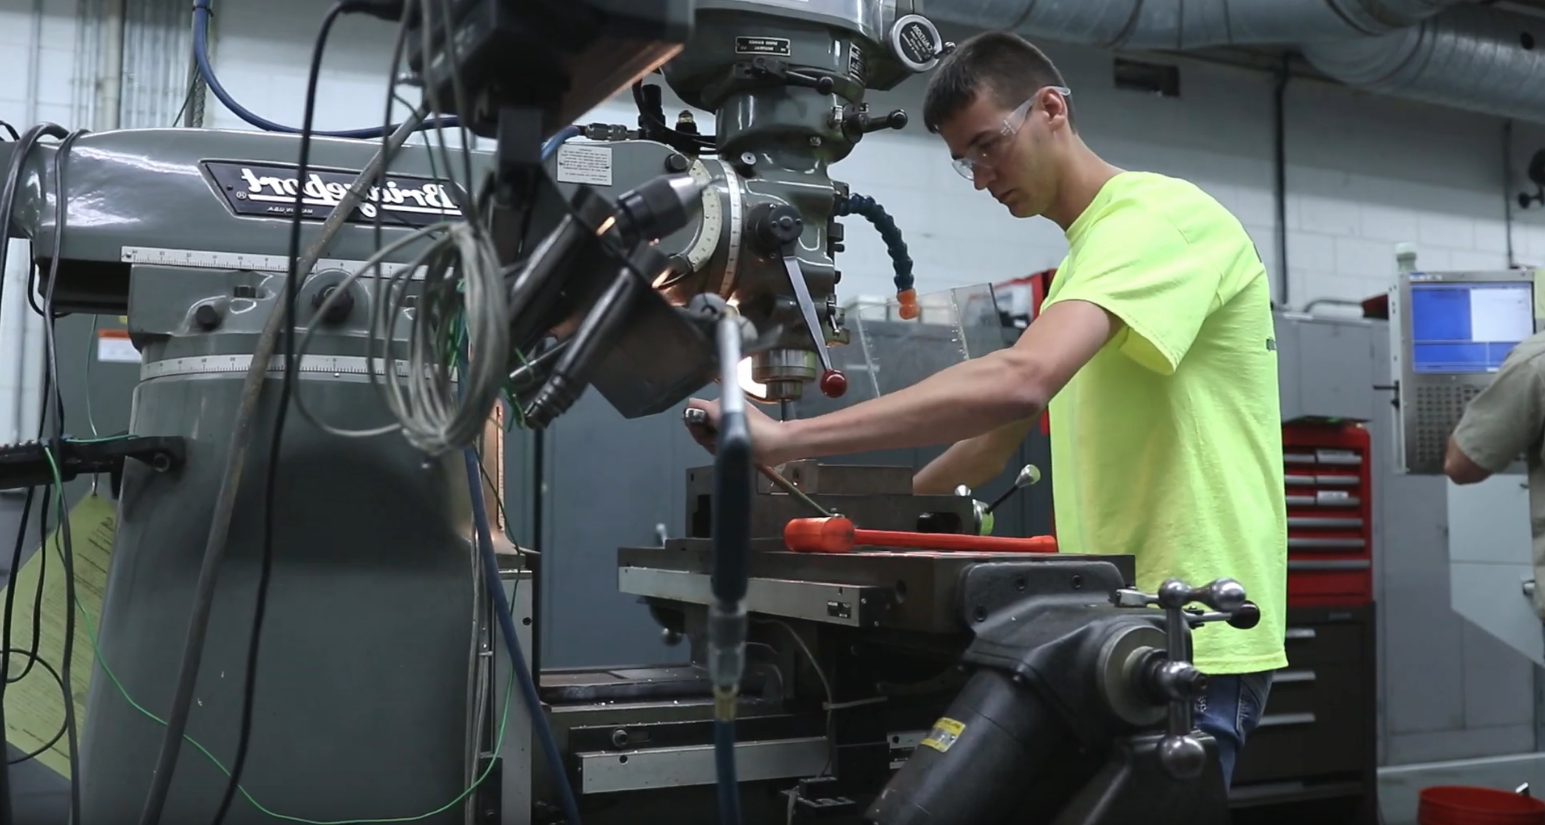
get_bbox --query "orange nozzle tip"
[897,289,919,320]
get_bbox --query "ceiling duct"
[922,1,1545,124]
[1302,5,1545,122]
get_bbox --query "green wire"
[39,447,515,824]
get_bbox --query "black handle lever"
[1228,601,1261,630]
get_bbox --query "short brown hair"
[921,32,1075,133]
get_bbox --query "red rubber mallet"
[784,516,1058,554]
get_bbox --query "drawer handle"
[1285,628,1316,640]
[1274,669,1316,684]
[1288,559,1371,571]
[1258,712,1316,728]
[1288,537,1366,550]
[1288,516,1363,529]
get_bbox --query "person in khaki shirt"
[1445,330,1545,617]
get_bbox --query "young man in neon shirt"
[684,31,1287,787]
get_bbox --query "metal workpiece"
[685,461,979,538]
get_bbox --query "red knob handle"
[819,369,847,398]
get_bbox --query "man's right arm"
[913,417,1038,494]
[1445,348,1545,485]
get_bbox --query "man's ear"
[1043,91,1070,132]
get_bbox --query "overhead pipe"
[1301,5,1545,123]
[922,0,1545,125]
[922,0,1470,49]
[96,0,126,131]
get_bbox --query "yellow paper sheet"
[1,493,116,777]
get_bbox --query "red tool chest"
[1282,422,1373,607]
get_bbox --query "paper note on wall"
[1,494,117,778]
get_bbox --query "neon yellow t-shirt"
[1042,171,1288,675]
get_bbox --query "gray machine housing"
[0,130,496,824]
[1387,268,1538,475]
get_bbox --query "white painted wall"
[7,0,1545,312]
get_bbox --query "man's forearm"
[774,349,1045,465]
[914,417,1038,494]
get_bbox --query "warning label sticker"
[554,144,613,187]
[919,717,965,753]
[97,329,140,363]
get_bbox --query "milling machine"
[0,1,1263,823]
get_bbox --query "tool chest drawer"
[1281,617,1365,666]
[1233,663,1367,783]
[1283,423,1373,607]
[1232,606,1376,792]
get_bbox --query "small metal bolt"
[194,304,221,330]
[740,152,756,166]
[664,153,689,173]
[152,453,172,472]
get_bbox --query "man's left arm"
[759,299,1116,465]
[1445,353,1545,485]
[742,210,1211,466]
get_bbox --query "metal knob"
[1156,578,1247,613]
[1158,734,1208,780]
[985,464,1041,514]
[819,369,847,398]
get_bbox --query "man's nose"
[972,164,993,190]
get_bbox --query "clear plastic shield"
[812,283,1013,410]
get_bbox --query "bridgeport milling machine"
[0,1,1263,823]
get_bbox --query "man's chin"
[1004,199,1038,219]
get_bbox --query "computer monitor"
[1390,270,1538,474]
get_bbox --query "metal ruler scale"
[141,354,414,381]
[120,246,433,279]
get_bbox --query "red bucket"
[1419,786,1545,825]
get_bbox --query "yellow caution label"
[919,717,966,753]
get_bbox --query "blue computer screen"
[1410,282,1535,374]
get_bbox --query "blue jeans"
[1193,671,1273,788]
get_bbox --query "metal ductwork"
[1303,5,1545,123]
[922,0,1545,124]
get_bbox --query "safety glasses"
[952,86,1071,181]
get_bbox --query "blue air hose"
[542,126,581,160]
[461,447,583,825]
[193,0,459,138]
[457,338,582,825]
[834,193,916,300]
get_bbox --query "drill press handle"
[1114,577,1255,780]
